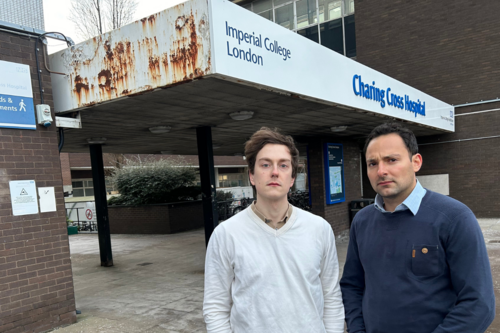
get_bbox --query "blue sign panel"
[0,60,36,130]
[324,143,345,205]
[0,94,36,129]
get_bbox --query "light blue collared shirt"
[374,180,426,215]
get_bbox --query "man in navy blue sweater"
[340,122,495,333]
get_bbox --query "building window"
[298,25,319,43]
[320,18,343,54]
[72,180,94,197]
[344,14,356,57]
[240,0,356,57]
[72,179,114,197]
[275,3,294,29]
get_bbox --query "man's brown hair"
[244,127,299,179]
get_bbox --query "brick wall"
[0,30,76,332]
[108,201,204,234]
[308,138,362,236]
[58,153,71,187]
[355,0,500,217]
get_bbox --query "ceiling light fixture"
[331,126,348,132]
[229,111,254,121]
[87,137,107,144]
[149,126,171,134]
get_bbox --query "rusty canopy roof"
[49,0,454,155]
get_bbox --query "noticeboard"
[0,60,36,130]
[324,143,345,204]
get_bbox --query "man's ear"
[249,170,255,186]
[412,153,423,173]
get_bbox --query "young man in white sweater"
[203,127,344,333]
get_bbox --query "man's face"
[365,133,422,204]
[249,144,295,203]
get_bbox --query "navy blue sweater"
[340,190,495,333]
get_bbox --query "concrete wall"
[308,138,362,237]
[108,201,204,234]
[0,30,76,332]
[355,0,500,217]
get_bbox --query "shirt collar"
[251,201,293,224]
[374,180,426,215]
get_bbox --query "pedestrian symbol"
[20,188,28,195]
[19,99,26,112]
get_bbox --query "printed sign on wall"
[9,180,39,215]
[0,60,36,130]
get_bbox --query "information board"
[0,60,36,130]
[324,143,345,204]
[9,180,39,215]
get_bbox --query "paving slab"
[47,219,499,333]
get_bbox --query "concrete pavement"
[48,219,500,333]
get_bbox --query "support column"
[196,126,219,246]
[89,144,113,267]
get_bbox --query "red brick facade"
[0,30,76,332]
[58,153,71,187]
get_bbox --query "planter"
[107,200,204,234]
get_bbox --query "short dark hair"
[244,127,299,179]
[364,122,418,159]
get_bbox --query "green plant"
[107,155,200,206]
[216,190,233,202]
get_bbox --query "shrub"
[107,155,200,206]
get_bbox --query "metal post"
[196,126,219,246]
[89,144,113,267]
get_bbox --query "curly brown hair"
[244,127,299,179]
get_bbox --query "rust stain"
[169,12,202,82]
[67,7,209,108]
[104,40,114,62]
[73,75,90,106]
[98,69,113,99]
[74,75,89,94]
[175,16,186,30]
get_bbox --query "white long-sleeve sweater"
[203,205,345,333]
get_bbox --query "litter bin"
[349,199,375,227]
[67,226,78,235]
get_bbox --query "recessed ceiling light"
[87,137,107,144]
[229,111,254,121]
[331,126,348,132]
[149,126,171,134]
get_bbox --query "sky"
[43,0,188,53]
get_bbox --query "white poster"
[9,180,38,216]
[38,187,57,213]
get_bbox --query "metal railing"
[66,207,98,232]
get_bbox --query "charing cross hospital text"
[225,22,292,66]
[353,75,426,117]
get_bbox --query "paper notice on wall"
[9,180,38,216]
[38,187,57,212]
